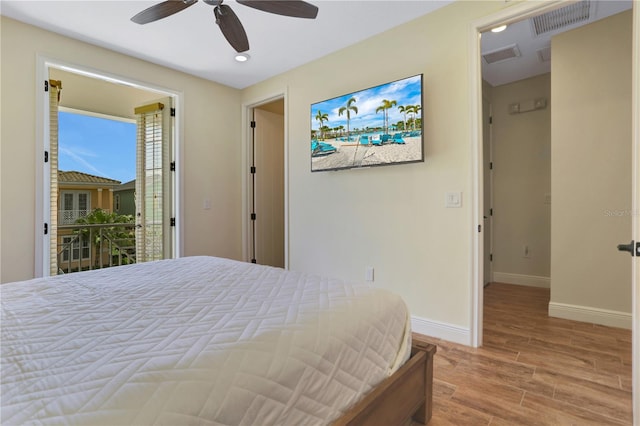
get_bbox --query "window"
[59,191,91,224]
[61,235,90,261]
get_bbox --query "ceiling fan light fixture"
[491,24,507,33]
[235,53,250,62]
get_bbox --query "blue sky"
[58,111,136,183]
[310,74,422,132]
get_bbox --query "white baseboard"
[411,315,470,345]
[492,272,550,288]
[548,302,632,330]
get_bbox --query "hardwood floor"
[415,282,632,425]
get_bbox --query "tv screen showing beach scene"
[310,74,423,172]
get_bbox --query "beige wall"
[241,1,506,334]
[551,11,632,321]
[0,17,243,283]
[490,74,551,283]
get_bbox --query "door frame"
[34,56,184,277]
[241,91,289,268]
[632,0,640,418]
[469,1,639,418]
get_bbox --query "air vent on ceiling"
[482,44,521,65]
[537,46,551,63]
[531,0,593,36]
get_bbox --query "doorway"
[246,96,287,268]
[56,109,136,273]
[36,60,182,277]
[470,0,639,419]
[482,73,552,290]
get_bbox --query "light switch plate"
[445,191,462,208]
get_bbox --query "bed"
[1,256,435,425]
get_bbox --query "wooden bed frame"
[335,337,437,425]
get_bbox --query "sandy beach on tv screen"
[311,135,422,171]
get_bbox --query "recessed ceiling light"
[491,25,507,33]
[235,53,250,62]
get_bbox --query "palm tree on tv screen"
[406,105,422,131]
[338,97,358,141]
[413,105,422,131]
[314,110,329,140]
[398,104,410,132]
[376,99,397,135]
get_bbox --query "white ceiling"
[481,0,632,87]
[0,0,454,89]
[2,1,632,89]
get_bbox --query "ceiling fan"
[131,0,319,53]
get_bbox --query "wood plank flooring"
[415,282,632,425]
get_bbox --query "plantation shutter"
[134,99,173,262]
[49,79,62,275]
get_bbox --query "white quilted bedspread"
[1,256,410,425]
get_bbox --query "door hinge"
[170,161,176,171]
[251,213,256,221]
[250,121,256,129]
[489,162,493,170]
[170,217,176,227]
[170,107,176,117]
[44,151,49,163]
[490,253,493,262]
[44,80,49,92]
[489,116,493,125]
[251,258,257,264]
[478,225,482,232]
[44,223,48,235]
[490,208,493,216]
[250,166,256,174]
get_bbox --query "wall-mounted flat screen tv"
[310,74,424,172]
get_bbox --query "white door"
[482,98,492,286]
[134,98,174,262]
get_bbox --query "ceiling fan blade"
[131,0,198,25]
[237,0,318,19]
[214,4,250,52]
